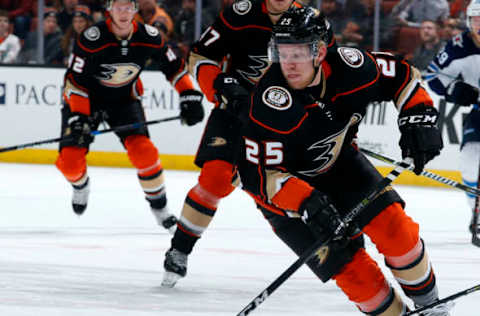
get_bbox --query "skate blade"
[161,271,182,288]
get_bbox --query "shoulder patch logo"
[338,47,364,68]
[84,26,100,41]
[262,86,292,111]
[233,0,252,15]
[145,24,159,37]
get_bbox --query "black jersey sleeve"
[371,52,434,112]
[63,26,100,114]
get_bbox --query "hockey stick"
[360,148,480,197]
[405,283,480,315]
[236,161,410,316]
[0,116,181,153]
[471,164,480,247]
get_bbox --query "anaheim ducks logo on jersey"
[96,63,141,87]
[237,55,270,85]
[338,47,364,68]
[233,0,252,15]
[84,26,100,41]
[262,86,292,111]
[315,245,330,265]
[298,113,362,177]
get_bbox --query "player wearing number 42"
[232,7,450,316]
[56,0,204,233]
[425,0,480,237]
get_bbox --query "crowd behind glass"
[0,0,470,71]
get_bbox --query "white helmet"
[467,0,480,29]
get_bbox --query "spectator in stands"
[173,0,215,57]
[135,0,173,38]
[60,4,91,65]
[443,17,465,39]
[410,20,445,70]
[393,0,450,28]
[57,0,79,32]
[0,0,33,40]
[18,7,63,65]
[0,9,21,63]
[321,0,347,44]
[340,0,395,50]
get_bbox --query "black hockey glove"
[446,80,480,106]
[179,90,204,126]
[213,73,250,117]
[299,190,347,241]
[398,105,443,175]
[67,113,94,146]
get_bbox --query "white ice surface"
[0,163,478,316]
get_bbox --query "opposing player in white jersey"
[426,0,480,240]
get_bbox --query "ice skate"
[151,207,177,234]
[415,300,454,316]
[72,177,90,215]
[161,248,187,288]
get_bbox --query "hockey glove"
[299,190,347,241]
[398,105,443,175]
[179,90,204,126]
[213,73,250,117]
[446,80,480,106]
[67,113,94,146]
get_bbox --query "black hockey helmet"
[106,0,138,11]
[268,6,331,63]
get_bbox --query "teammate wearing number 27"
[235,7,450,315]
[55,0,204,233]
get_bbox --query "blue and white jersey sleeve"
[425,31,480,96]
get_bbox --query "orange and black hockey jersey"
[63,18,192,115]
[237,48,433,216]
[187,0,336,103]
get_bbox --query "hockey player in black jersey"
[55,0,204,233]
[426,0,480,238]
[231,7,450,316]
[162,0,337,287]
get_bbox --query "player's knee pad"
[55,147,88,182]
[334,248,387,303]
[124,135,159,172]
[198,160,236,199]
[363,202,420,257]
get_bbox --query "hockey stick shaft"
[236,162,409,316]
[405,284,480,315]
[360,148,480,197]
[472,163,480,247]
[0,116,181,153]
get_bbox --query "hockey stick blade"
[236,162,409,316]
[360,148,480,197]
[0,116,181,153]
[405,284,480,315]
